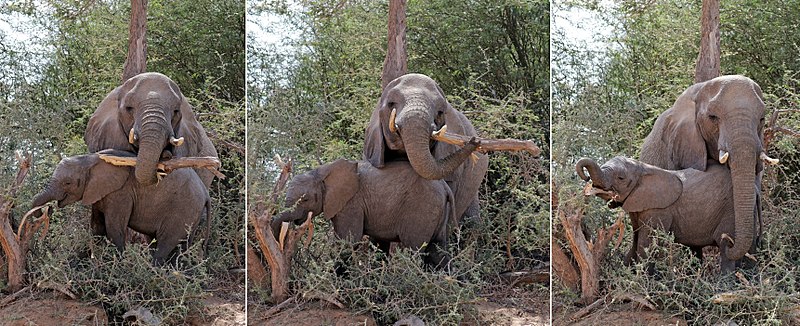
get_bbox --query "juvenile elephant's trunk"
[726,139,757,260]
[400,109,473,180]
[576,158,606,189]
[31,182,61,216]
[134,103,170,185]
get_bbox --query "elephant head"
[576,157,682,213]
[644,75,766,261]
[31,150,132,211]
[364,73,478,180]
[271,159,360,236]
[85,72,215,186]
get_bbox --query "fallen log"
[431,125,541,156]
[97,154,225,179]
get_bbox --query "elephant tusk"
[432,124,447,138]
[721,233,734,247]
[745,253,757,262]
[128,128,137,144]
[760,152,779,165]
[389,108,398,133]
[170,136,185,147]
[719,150,729,164]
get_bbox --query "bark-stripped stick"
[97,154,226,179]
[431,125,541,156]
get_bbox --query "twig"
[262,297,295,318]
[570,296,606,322]
[613,292,656,311]
[0,285,30,308]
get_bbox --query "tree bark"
[558,208,624,305]
[381,0,407,90]
[695,0,720,83]
[122,0,148,82]
[0,154,50,292]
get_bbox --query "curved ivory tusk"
[760,152,779,165]
[170,136,185,147]
[718,150,729,164]
[432,124,447,137]
[721,233,734,247]
[128,128,136,144]
[388,108,398,133]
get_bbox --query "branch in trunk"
[431,125,541,156]
[97,154,225,179]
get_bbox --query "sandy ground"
[0,290,245,325]
[249,286,550,326]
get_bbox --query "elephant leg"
[624,216,641,265]
[90,206,107,236]
[423,229,450,269]
[102,197,133,254]
[719,244,735,275]
[462,197,481,223]
[152,233,184,266]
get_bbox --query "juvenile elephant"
[577,156,742,274]
[364,73,488,224]
[31,150,210,265]
[640,75,772,262]
[272,159,455,267]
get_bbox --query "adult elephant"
[85,72,218,187]
[640,75,772,262]
[363,73,489,222]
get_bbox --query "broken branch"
[431,125,541,156]
[97,154,225,179]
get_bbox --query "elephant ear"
[85,86,135,153]
[622,165,682,213]
[661,83,707,171]
[81,155,130,205]
[320,159,359,220]
[363,107,386,168]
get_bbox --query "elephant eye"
[709,114,719,122]
[125,106,133,113]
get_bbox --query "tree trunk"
[122,0,148,82]
[381,0,407,90]
[695,0,720,83]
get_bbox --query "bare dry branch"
[431,126,541,156]
[97,154,226,179]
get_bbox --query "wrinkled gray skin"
[85,72,217,239]
[577,157,740,274]
[272,159,455,267]
[31,150,210,265]
[640,75,765,262]
[85,72,218,187]
[364,73,488,224]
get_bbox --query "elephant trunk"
[400,109,473,180]
[271,210,301,241]
[726,139,757,261]
[576,158,607,189]
[134,103,170,185]
[31,182,61,216]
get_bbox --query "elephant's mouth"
[582,182,623,208]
